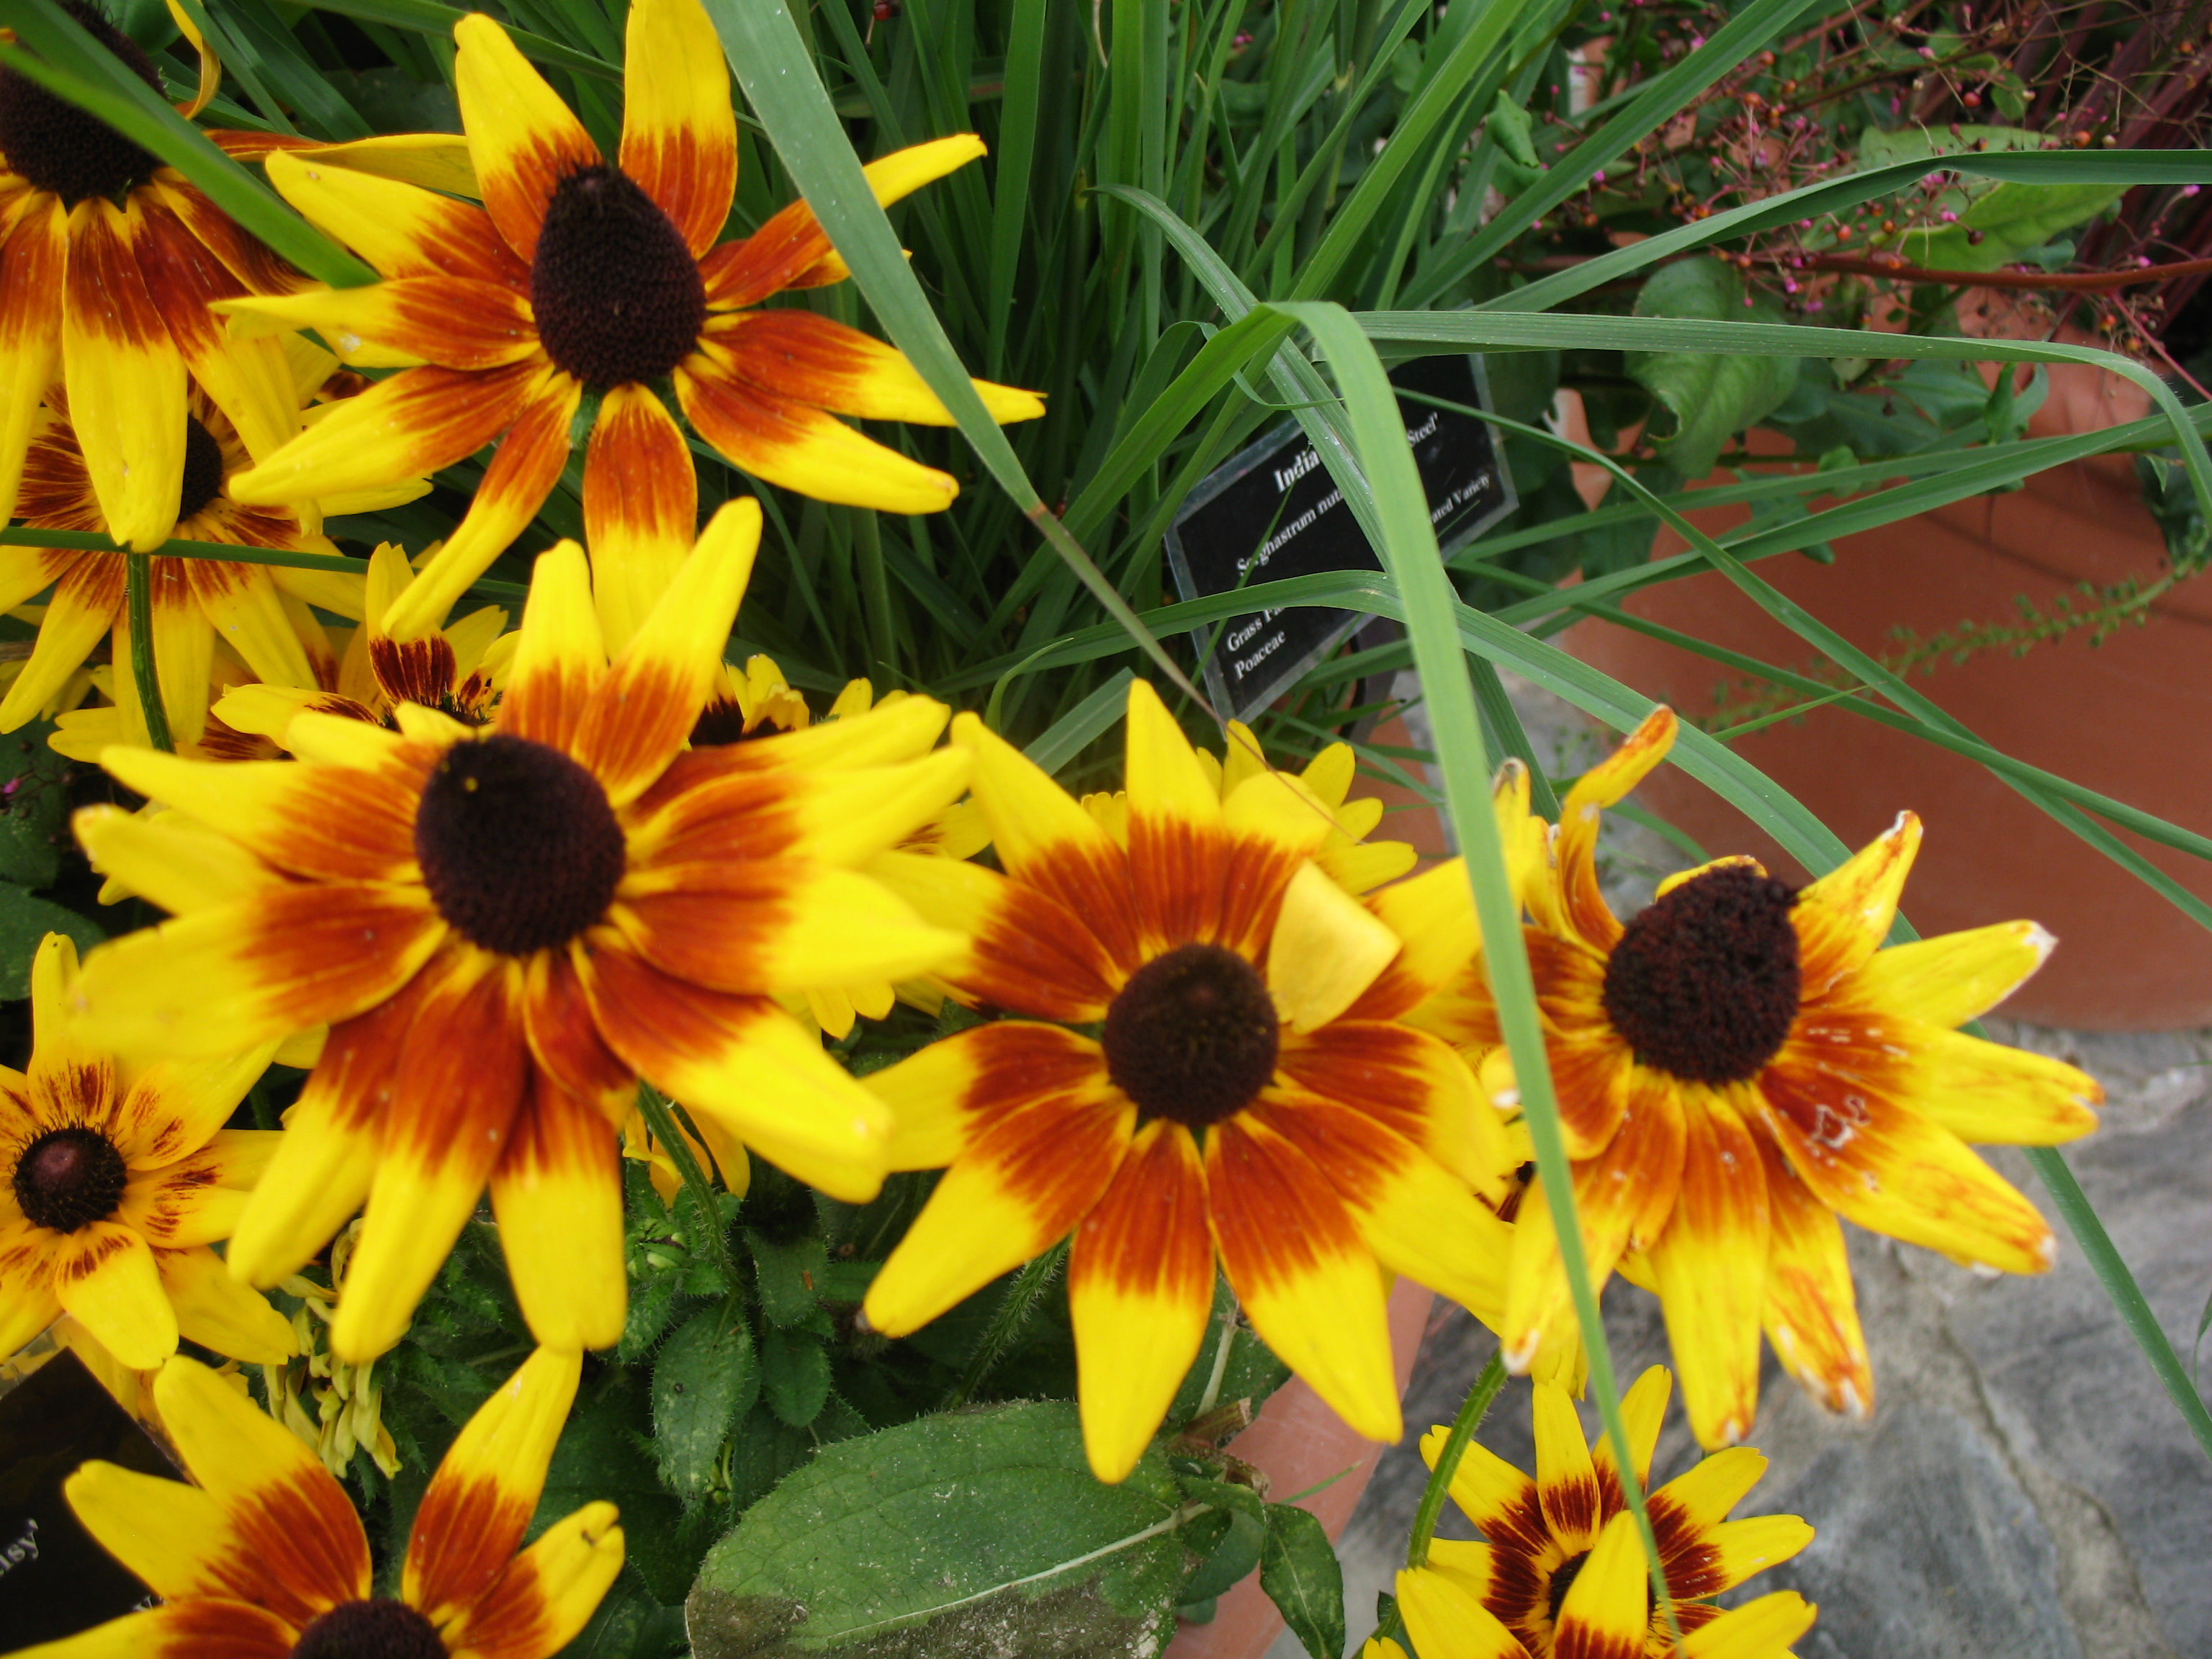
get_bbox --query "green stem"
[634,1084,742,1298]
[942,1238,1068,1409]
[125,552,170,755]
[1406,1353,1506,1570]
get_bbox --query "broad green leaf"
[0,884,101,999]
[1179,1506,1265,1604]
[747,1230,830,1328]
[1259,1503,1345,1659]
[759,1326,832,1428]
[1857,126,2127,271]
[1627,261,1799,477]
[687,1401,1190,1658]
[654,1309,760,1501]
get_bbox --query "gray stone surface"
[1286,676,2212,1658]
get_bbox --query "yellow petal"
[1848,920,2056,1030]
[1267,861,1401,1033]
[1553,1511,1654,1655]
[159,1245,297,1364]
[453,12,602,262]
[1678,1590,1818,1659]
[53,1224,176,1370]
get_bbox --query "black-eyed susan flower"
[214,541,513,740]
[0,932,291,1373]
[8,1348,618,1659]
[861,680,1538,1482]
[0,353,428,748]
[64,500,973,1362]
[1398,1367,1815,1658]
[1415,708,2103,1449]
[0,4,315,550]
[214,0,1043,644]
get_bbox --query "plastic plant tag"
[0,1344,177,1647]
[1164,354,1515,724]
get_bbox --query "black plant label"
[1165,354,1514,724]
[0,1347,177,1647]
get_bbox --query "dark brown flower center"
[289,1597,445,1659]
[177,416,225,523]
[689,696,759,747]
[1600,864,1801,1085]
[530,164,706,390]
[1102,943,1279,1128]
[414,733,624,957]
[0,3,165,204]
[1547,1548,1590,1625]
[12,1125,127,1233]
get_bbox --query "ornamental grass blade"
[698,0,1215,719]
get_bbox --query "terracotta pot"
[1565,349,2212,1029]
[1163,1277,1435,1659]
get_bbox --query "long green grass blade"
[1276,300,1678,1628]
[296,0,621,79]
[699,0,1213,716]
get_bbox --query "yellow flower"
[861,681,1539,1482]
[213,0,1042,643]
[1398,1367,1815,1659]
[9,1349,619,1659]
[0,932,291,1372]
[1413,708,2103,1447]
[0,346,426,747]
[0,2,316,554]
[63,500,972,1362]
[215,540,516,741]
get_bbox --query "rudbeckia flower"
[214,0,1043,643]
[64,500,972,1361]
[215,540,514,739]
[1416,707,2103,1448]
[0,351,428,747]
[0,4,313,549]
[861,680,1534,1482]
[1397,1367,1815,1659]
[0,932,290,1373]
[12,1348,620,1659]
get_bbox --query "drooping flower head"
[0,4,313,549]
[1413,708,2103,1448]
[65,500,973,1362]
[6,1348,619,1659]
[861,680,1542,1482]
[0,932,291,1375]
[0,350,425,746]
[1396,1367,1816,1659]
[215,0,1044,644]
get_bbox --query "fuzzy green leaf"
[686,1401,1189,1658]
[758,1326,831,1428]
[1259,1503,1345,1659]
[653,1310,759,1500]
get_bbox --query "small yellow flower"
[9,1349,619,1659]
[1398,1367,1815,1659]
[0,932,292,1372]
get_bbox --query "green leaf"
[687,1401,1190,1658]
[1627,261,1800,477]
[1179,1506,1264,1605]
[654,1310,760,1501]
[0,884,101,999]
[0,722,72,888]
[1486,89,1539,170]
[554,1575,690,1659]
[747,1230,829,1328]
[1856,127,2128,271]
[759,1326,831,1428]
[1258,1503,1345,1659]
